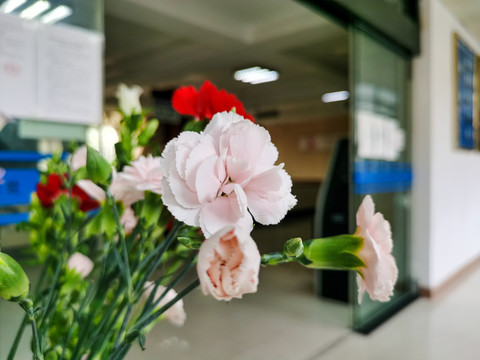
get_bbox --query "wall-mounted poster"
[454,34,476,149]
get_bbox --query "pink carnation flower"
[109,155,163,207]
[197,226,260,301]
[109,172,144,207]
[76,179,106,202]
[70,146,87,171]
[67,252,94,278]
[121,206,138,234]
[356,195,398,303]
[161,111,297,236]
[120,155,163,194]
[143,282,186,327]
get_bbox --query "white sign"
[0,14,36,118]
[356,110,405,161]
[0,14,103,125]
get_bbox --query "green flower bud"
[0,252,30,301]
[86,145,112,185]
[298,235,365,270]
[283,237,304,258]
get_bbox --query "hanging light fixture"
[20,0,51,19]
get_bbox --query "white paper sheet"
[0,14,36,118]
[36,23,103,125]
[0,14,103,125]
[356,110,405,161]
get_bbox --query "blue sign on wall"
[0,168,40,206]
[456,36,476,149]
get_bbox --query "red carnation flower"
[172,80,254,122]
[36,174,65,208]
[36,173,100,212]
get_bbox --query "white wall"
[412,0,480,290]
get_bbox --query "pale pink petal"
[174,132,202,180]
[244,166,297,225]
[121,207,137,234]
[67,253,93,278]
[143,282,186,327]
[254,142,279,174]
[70,146,87,171]
[167,161,201,208]
[120,155,163,195]
[356,195,375,233]
[76,179,106,202]
[368,212,393,253]
[204,112,245,146]
[199,196,253,237]
[195,155,223,203]
[226,157,252,187]
[184,135,217,191]
[161,176,199,226]
[110,173,144,206]
[224,121,270,168]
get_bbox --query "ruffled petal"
[244,166,297,225]
[199,196,253,237]
[195,155,223,203]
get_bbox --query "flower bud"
[283,237,304,258]
[86,145,112,185]
[299,235,365,270]
[0,252,30,301]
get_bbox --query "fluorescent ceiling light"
[20,0,51,19]
[234,66,279,85]
[40,5,72,24]
[322,90,350,103]
[0,0,26,13]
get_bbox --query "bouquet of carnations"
[0,81,397,360]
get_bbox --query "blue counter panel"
[0,212,29,226]
[354,160,413,194]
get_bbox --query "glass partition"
[350,25,417,332]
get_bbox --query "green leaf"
[140,191,163,227]
[138,119,159,146]
[300,235,365,270]
[126,113,143,132]
[183,119,207,133]
[114,142,131,170]
[86,145,112,185]
[139,333,146,350]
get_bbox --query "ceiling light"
[20,0,51,19]
[0,0,26,13]
[40,5,72,24]
[322,90,350,103]
[234,66,279,85]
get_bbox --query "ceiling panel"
[104,0,350,122]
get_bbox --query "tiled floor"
[315,263,480,360]
[2,262,480,360]
[127,264,350,360]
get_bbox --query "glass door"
[350,25,417,333]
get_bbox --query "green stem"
[19,298,44,360]
[261,252,294,266]
[7,313,28,360]
[106,190,133,299]
[110,278,200,360]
